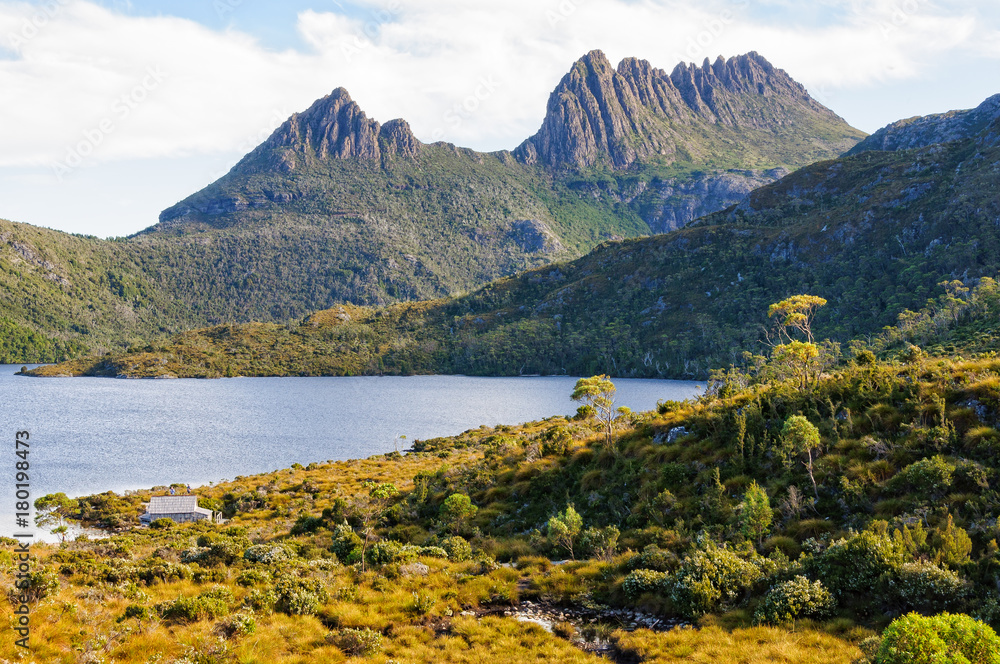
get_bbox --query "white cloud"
[0,0,994,176]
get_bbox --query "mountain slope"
[0,219,196,362]
[136,52,862,319]
[33,93,1000,379]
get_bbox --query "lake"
[0,366,701,538]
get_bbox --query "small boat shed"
[140,495,214,525]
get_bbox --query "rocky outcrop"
[509,219,563,254]
[243,88,421,173]
[515,51,849,170]
[159,89,421,224]
[981,116,1000,149]
[643,168,789,233]
[848,94,1000,155]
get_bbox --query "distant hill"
[31,94,1000,378]
[0,219,196,363]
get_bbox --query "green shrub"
[875,612,1000,664]
[632,544,674,572]
[291,514,324,535]
[439,493,478,533]
[889,456,955,497]
[193,567,228,584]
[149,518,174,530]
[328,627,383,657]
[891,562,967,613]
[180,547,210,564]
[243,544,293,565]
[418,546,448,559]
[216,611,257,639]
[622,569,668,599]
[366,540,419,567]
[204,538,246,565]
[582,525,620,561]
[137,559,193,585]
[808,531,905,598]
[669,539,763,618]
[10,568,59,603]
[410,591,435,614]
[122,604,151,621]
[242,587,278,614]
[158,587,233,623]
[236,568,270,587]
[330,523,363,564]
[752,576,835,625]
[273,574,329,616]
[954,460,989,492]
[441,536,472,562]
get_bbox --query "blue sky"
[0,0,997,237]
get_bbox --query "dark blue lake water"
[0,366,701,537]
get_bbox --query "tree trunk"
[805,449,818,499]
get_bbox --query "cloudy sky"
[0,0,997,237]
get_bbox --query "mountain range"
[0,51,863,363]
[30,92,1000,379]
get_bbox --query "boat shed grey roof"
[146,495,212,516]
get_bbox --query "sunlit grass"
[614,624,862,664]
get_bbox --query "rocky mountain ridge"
[848,93,1000,155]
[515,51,849,170]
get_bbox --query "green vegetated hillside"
[0,51,863,361]
[137,145,635,322]
[32,113,1000,379]
[14,333,1000,661]
[0,219,197,363]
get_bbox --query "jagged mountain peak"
[515,51,854,170]
[239,86,421,174]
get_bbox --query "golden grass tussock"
[381,616,603,663]
[614,625,862,664]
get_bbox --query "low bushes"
[622,569,668,599]
[158,586,234,623]
[753,576,834,625]
[243,544,293,565]
[273,574,329,616]
[441,536,473,562]
[668,539,764,618]
[328,627,382,657]
[891,562,967,613]
[873,613,1000,664]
